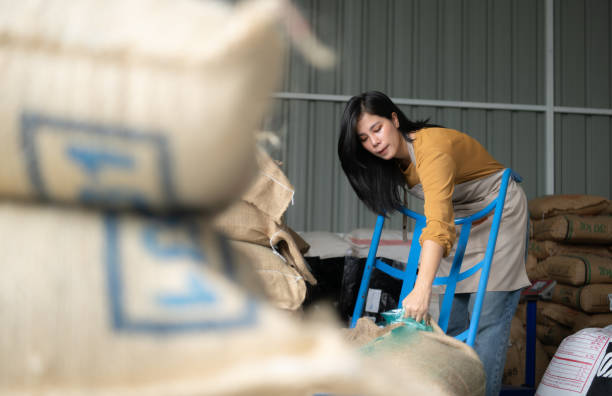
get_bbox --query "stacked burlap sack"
[502,316,550,387]
[1,1,490,395]
[214,148,316,311]
[503,194,612,386]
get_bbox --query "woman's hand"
[402,239,444,323]
[402,283,431,323]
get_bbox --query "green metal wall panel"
[554,0,612,197]
[585,0,611,108]
[284,0,544,101]
[555,114,612,197]
[555,0,612,109]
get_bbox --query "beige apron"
[406,143,531,293]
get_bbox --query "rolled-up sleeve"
[416,150,457,257]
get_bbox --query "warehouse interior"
[1,0,611,395]
[266,0,612,393]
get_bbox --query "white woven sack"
[0,0,285,211]
[537,326,612,396]
[0,201,442,396]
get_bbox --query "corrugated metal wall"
[263,0,612,233]
[555,0,612,196]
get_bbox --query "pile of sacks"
[0,1,488,395]
[214,148,316,311]
[503,194,612,387]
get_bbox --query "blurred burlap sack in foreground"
[0,201,448,396]
[0,0,286,212]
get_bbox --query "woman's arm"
[401,239,444,322]
[403,138,457,322]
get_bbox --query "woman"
[338,91,530,396]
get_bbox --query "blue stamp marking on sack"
[156,272,218,306]
[104,213,257,333]
[66,145,135,176]
[20,112,176,208]
[142,218,204,262]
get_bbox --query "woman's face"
[356,112,405,160]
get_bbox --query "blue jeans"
[445,289,522,396]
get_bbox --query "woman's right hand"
[402,283,431,323]
[402,239,443,323]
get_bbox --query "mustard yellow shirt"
[402,127,504,256]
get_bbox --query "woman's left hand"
[401,283,431,323]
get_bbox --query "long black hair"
[338,91,438,215]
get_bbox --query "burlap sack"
[529,195,610,219]
[237,150,309,255]
[213,148,314,285]
[0,0,286,212]
[538,301,588,329]
[552,283,583,310]
[529,239,612,260]
[557,244,612,258]
[536,313,561,327]
[514,302,527,325]
[343,318,486,396]
[532,215,612,244]
[0,201,443,396]
[543,254,612,286]
[601,201,612,215]
[552,283,612,313]
[528,239,557,260]
[536,323,573,346]
[515,301,579,328]
[287,226,311,255]
[526,253,548,282]
[214,200,316,285]
[580,284,612,313]
[243,149,295,224]
[516,301,564,327]
[503,317,549,387]
[573,313,612,332]
[231,240,306,311]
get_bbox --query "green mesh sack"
[361,308,433,355]
[381,308,433,331]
